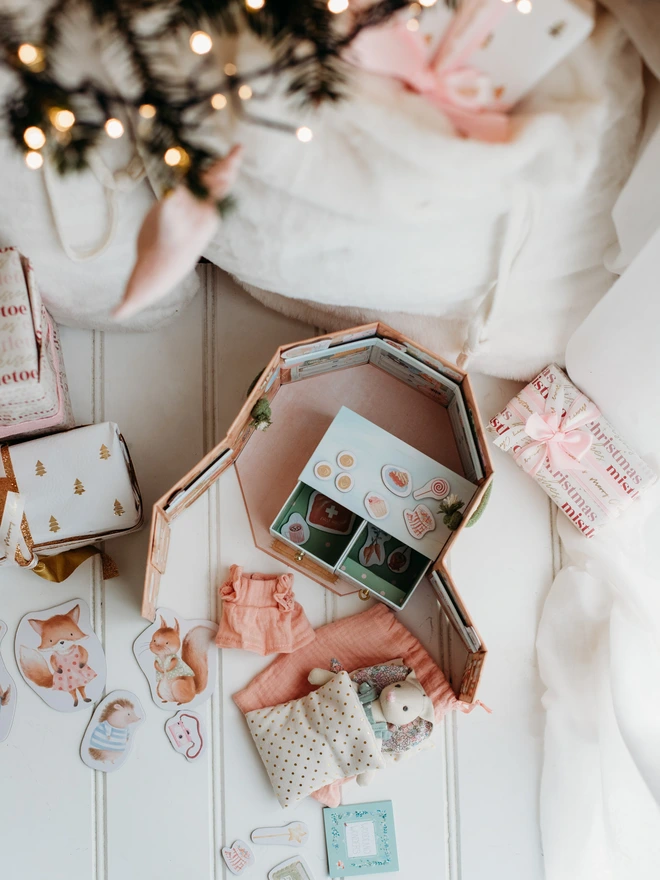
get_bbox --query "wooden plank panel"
[449,375,549,880]
[1,326,97,880]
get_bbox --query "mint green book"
[323,800,399,877]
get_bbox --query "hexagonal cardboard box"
[142,322,493,703]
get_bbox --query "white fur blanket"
[0,10,645,378]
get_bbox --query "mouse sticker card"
[0,620,17,741]
[133,608,218,711]
[15,599,106,712]
[81,690,145,772]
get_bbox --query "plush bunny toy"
[308,666,435,785]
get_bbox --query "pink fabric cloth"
[216,565,315,656]
[233,604,459,806]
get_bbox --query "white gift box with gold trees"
[1,421,142,556]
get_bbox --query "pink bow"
[274,574,295,612]
[113,145,243,321]
[514,386,600,477]
[348,2,511,143]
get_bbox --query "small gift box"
[0,247,74,441]
[0,422,143,576]
[487,365,657,537]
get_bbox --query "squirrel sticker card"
[81,690,145,772]
[133,608,218,711]
[15,599,106,712]
[0,621,17,741]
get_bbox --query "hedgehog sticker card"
[0,620,17,741]
[133,608,218,711]
[15,599,107,712]
[81,690,145,772]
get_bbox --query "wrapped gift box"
[0,247,74,441]
[487,365,657,537]
[0,421,143,556]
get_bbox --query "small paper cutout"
[133,608,218,711]
[282,512,310,545]
[252,821,309,848]
[307,492,355,534]
[364,492,389,520]
[0,621,17,742]
[35,460,46,477]
[381,465,412,497]
[413,477,450,502]
[268,856,316,880]
[313,461,333,480]
[335,472,354,493]
[49,515,60,532]
[222,840,255,876]
[15,599,107,712]
[166,709,206,761]
[388,545,411,573]
[336,451,356,469]
[403,503,436,540]
[99,444,111,460]
[359,524,388,567]
[113,499,125,516]
[74,478,85,495]
[80,689,144,772]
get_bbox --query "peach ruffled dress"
[215,565,315,656]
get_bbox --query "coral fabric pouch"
[245,671,385,808]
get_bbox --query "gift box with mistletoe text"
[487,365,657,537]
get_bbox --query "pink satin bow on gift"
[349,5,511,143]
[113,144,243,321]
[514,387,601,476]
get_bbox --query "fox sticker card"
[133,608,218,711]
[15,599,106,712]
[80,689,145,773]
[0,620,17,741]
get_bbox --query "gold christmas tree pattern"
[49,515,60,532]
[73,479,85,495]
[113,499,124,517]
[99,444,111,460]
[35,460,46,477]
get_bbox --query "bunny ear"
[405,670,423,690]
[420,695,435,725]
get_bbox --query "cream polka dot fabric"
[246,671,385,808]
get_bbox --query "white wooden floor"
[0,267,553,880]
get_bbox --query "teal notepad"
[323,800,399,877]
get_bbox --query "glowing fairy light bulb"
[516,0,532,11]
[50,108,75,131]
[25,151,44,170]
[23,126,46,149]
[296,126,313,143]
[419,0,438,6]
[189,31,213,55]
[164,147,188,167]
[246,0,265,9]
[211,93,227,110]
[238,84,252,100]
[104,118,124,138]
[327,0,349,12]
[224,62,237,76]
[406,18,420,31]
[139,104,156,119]
[18,43,41,65]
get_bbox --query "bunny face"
[378,671,434,728]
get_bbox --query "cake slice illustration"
[364,492,389,520]
[403,503,436,539]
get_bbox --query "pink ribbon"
[514,383,601,477]
[348,1,511,143]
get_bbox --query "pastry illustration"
[359,524,388,567]
[381,465,412,497]
[387,546,411,573]
[314,461,333,480]
[335,472,354,492]
[413,477,450,501]
[403,503,436,539]
[336,451,356,469]
[364,492,389,520]
[282,512,310,545]
[306,492,355,534]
